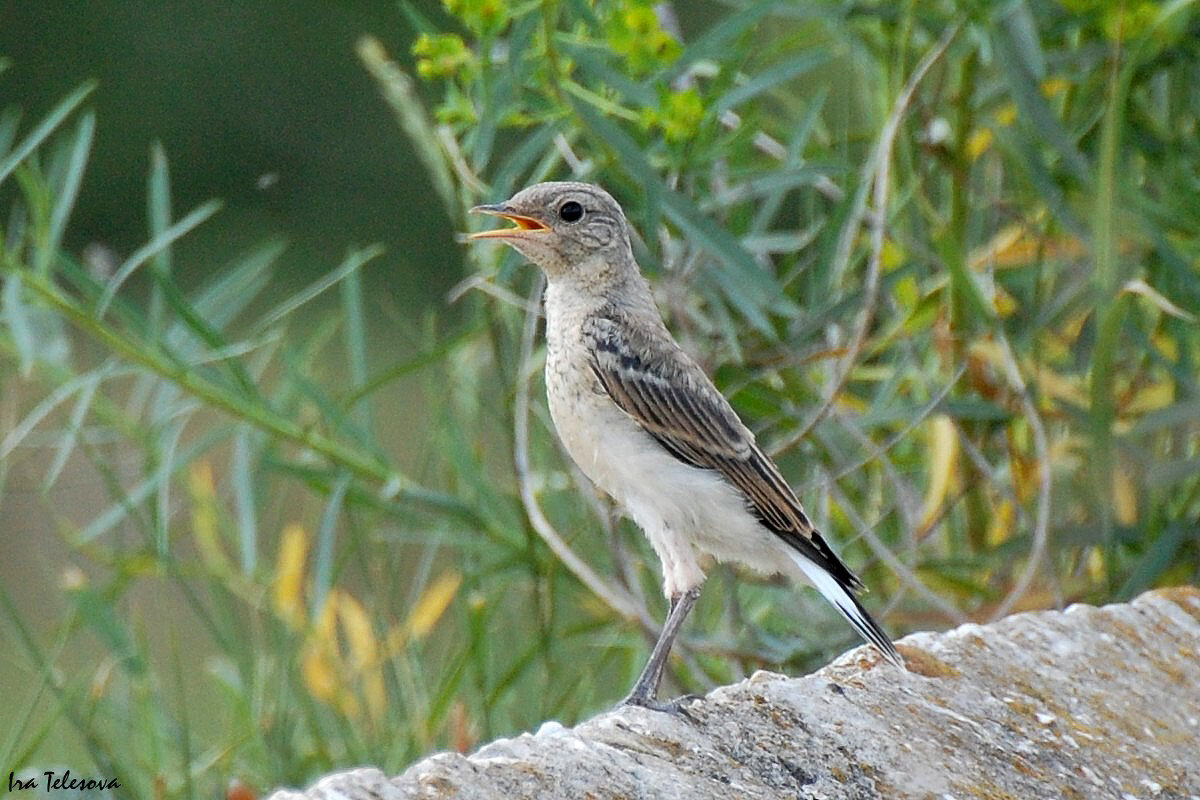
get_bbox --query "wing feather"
[582,309,864,592]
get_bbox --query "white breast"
[541,285,788,598]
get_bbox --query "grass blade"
[38,111,95,276]
[357,36,457,218]
[0,81,95,187]
[715,50,831,113]
[147,142,174,335]
[232,424,258,574]
[255,245,383,334]
[96,199,223,317]
[992,24,1090,183]
[42,362,111,490]
[341,264,371,432]
[2,272,35,375]
[311,471,351,618]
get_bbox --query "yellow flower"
[189,462,232,576]
[338,592,386,725]
[443,0,510,34]
[659,89,705,144]
[412,33,476,81]
[405,571,462,640]
[273,524,308,630]
[606,2,681,75]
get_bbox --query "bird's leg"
[621,585,702,712]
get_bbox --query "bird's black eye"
[558,200,584,223]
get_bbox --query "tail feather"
[790,551,904,668]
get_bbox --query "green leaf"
[254,244,383,334]
[1118,522,1188,600]
[0,81,95,188]
[996,1,1046,80]
[397,0,440,36]
[180,239,282,334]
[95,199,223,317]
[490,124,560,198]
[715,50,831,113]
[571,98,790,334]
[311,471,350,618]
[38,111,94,276]
[0,106,22,161]
[660,190,795,334]
[2,272,34,375]
[147,142,174,335]
[992,24,1090,183]
[231,424,258,574]
[667,1,776,81]
[358,36,457,218]
[557,37,658,107]
[43,363,109,491]
[71,585,146,676]
[75,427,230,545]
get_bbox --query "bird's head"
[469,182,634,281]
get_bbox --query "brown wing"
[581,309,864,592]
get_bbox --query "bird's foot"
[619,692,703,717]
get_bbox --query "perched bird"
[470,182,902,712]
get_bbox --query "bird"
[469,181,903,712]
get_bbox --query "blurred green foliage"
[2,1,1199,797]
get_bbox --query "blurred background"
[1,1,454,296]
[1,3,458,788]
[2,1,1198,797]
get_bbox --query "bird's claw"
[619,692,703,717]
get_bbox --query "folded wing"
[582,309,864,593]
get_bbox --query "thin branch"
[552,133,590,176]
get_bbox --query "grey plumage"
[470,181,902,710]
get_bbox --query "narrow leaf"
[716,51,830,113]
[311,471,350,619]
[993,26,1089,183]
[3,272,35,376]
[232,424,258,574]
[96,199,223,317]
[254,245,383,334]
[43,364,109,491]
[39,111,95,276]
[0,81,95,187]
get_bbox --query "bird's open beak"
[468,204,550,239]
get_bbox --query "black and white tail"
[790,551,904,668]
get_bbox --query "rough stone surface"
[267,587,1200,800]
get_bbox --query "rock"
[267,587,1200,799]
